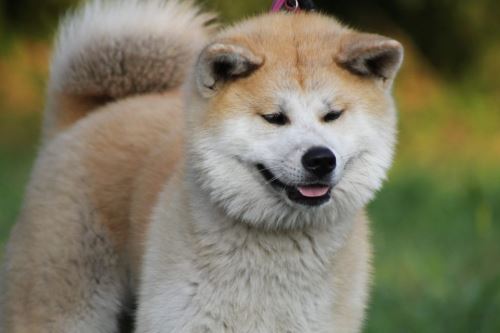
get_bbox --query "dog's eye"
[323,110,344,122]
[261,112,289,126]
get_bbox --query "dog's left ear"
[196,42,264,98]
[336,33,403,83]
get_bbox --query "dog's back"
[1,1,213,331]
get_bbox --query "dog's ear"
[336,33,403,83]
[196,42,264,98]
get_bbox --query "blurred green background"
[0,0,499,331]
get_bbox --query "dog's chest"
[184,228,337,332]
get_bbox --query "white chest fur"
[188,224,339,332]
[137,181,354,333]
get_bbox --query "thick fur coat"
[0,0,403,332]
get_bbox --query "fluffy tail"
[43,0,214,140]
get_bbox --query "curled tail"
[43,0,214,140]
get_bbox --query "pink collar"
[271,0,300,12]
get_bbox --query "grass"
[367,169,500,332]
[0,151,36,250]
[0,113,40,251]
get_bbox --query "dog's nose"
[301,146,336,178]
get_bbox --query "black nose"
[301,146,336,178]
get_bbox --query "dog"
[0,0,403,332]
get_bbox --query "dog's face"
[188,13,403,229]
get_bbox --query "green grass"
[0,148,37,249]
[0,113,40,251]
[367,170,500,332]
[0,126,499,332]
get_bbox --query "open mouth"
[256,164,332,206]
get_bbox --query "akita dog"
[0,0,403,332]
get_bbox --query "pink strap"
[271,0,300,12]
[271,0,286,12]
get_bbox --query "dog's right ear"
[336,33,403,83]
[196,43,264,98]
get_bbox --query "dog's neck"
[145,169,360,330]
[184,171,356,276]
[171,173,357,329]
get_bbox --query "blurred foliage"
[1,0,499,82]
[0,0,499,332]
[0,0,76,39]
[317,0,500,81]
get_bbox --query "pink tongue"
[297,186,330,198]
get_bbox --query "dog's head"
[186,12,403,229]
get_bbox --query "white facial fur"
[188,82,397,230]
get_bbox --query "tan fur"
[206,13,392,128]
[3,91,185,332]
[2,3,402,332]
